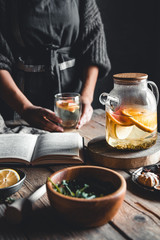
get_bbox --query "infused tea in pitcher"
[106,105,157,150]
[100,73,159,150]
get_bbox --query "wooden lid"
[113,73,148,81]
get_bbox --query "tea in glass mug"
[99,73,159,150]
[54,93,81,129]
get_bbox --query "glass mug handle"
[148,81,159,105]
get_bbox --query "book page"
[32,132,83,162]
[0,134,38,162]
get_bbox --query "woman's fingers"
[42,115,64,132]
[41,108,62,124]
[77,103,93,129]
[22,106,64,132]
[40,109,63,132]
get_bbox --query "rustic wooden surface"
[0,109,160,240]
[87,135,160,169]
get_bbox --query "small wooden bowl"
[46,166,126,228]
[0,169,26,200]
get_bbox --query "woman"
[0,0,111,132]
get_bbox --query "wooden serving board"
[87,134,160,169]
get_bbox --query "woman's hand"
[0,70,63,132]
[76,101,93,129]
[77,65,99,129]
[21,105,64,132]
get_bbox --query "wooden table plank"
[19,217,127,240]
[78,119,105,144]
[112,200,160,240]
[0,215,28,240]
[109,171,160,240]
[121,171,160,220]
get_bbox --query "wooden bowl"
[46,166,126,228]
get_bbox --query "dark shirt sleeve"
[79,0,111,79]
[0,1,14,73]
[82,26,111,79]
[0,33,15,73]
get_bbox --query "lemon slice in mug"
[0,169,20,189]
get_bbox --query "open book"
[0,132,84,165]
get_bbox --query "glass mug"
[99,73,159,150]
[54,93,81,129]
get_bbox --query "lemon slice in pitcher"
[109,122,133,139]
[127,125,150,139]
[0,169,20,189]
[115,125,133,139]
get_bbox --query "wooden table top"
[0,109,160,240]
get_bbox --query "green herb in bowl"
[48,177,116,199]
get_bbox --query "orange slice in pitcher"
[122,108,157,133]
[107,109,133,126]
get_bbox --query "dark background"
[93,0,160,128]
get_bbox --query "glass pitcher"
[99,73,159,150]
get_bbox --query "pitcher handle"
[148,81,159,105]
